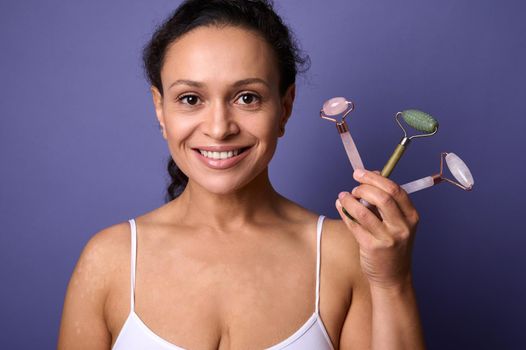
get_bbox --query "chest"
[106,227,350,349]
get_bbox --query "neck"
[173,168,283,231]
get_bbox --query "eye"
[236,93,260,105]
[178,94,201,106]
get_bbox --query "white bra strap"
[128,219,137,311]
[315,215,326,315]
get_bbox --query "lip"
[193,146,252,170]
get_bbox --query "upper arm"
[57,224,126,350]
[338,271,372,349]
[332,220,373,350]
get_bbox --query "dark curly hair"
[142,0,310,202]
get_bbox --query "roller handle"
[381,143,407,177]
[339,131,372,207]
[400,176,435,194]
[340,131,365,171]
[348,144,405,221]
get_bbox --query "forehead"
[161,25,279,89]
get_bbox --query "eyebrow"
[169,80,204,89]
[233,78,269,88]
[168,78,269,90]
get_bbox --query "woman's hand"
[335,168,420,290]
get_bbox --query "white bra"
[112,215,335,350]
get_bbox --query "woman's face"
[152,25,294,195]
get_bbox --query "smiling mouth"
[193,146,251,160]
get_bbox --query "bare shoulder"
[58,221,132,349]
[278,196,362,278]
[77,221,131,280]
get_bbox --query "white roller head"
[322,97,348,116]
[445,153,474,188]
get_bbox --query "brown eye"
[179,94,200,105]
[236,93,259,105]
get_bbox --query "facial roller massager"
[401,152,474,194]
[320,97,365,171]
[321,97,372,215]
[382,109,439,177]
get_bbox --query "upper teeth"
[199,149,241,160]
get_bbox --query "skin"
[58,25,424,349]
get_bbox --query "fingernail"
[338,191,349,199]
[351,187,358,195]
[354,168,365,178]
[336,199,342,209]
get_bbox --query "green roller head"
[401,109,438,133]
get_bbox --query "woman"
[58,0,424,349]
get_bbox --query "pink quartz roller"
[320,97,365,171]
[321,97,372,211]
[401,152,474,194]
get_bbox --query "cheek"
[244,116,280,145]
[252,105,282,137]
[163,117,197,167]
[164,114,195,141]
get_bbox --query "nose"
[203,101,240,140]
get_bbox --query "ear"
[278,84,296,137]
[151,86,167,139]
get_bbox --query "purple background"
[1,0,525,348]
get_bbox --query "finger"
[338,192,389,241]
[335,199,375,248]
[351,184,406,225]
[353,168,416,219]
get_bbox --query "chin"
[193,170,263,195]
[193,176,248,195]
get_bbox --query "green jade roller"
[341,109,439,222]
[381,109,439,177]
